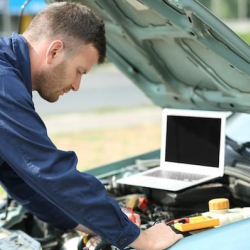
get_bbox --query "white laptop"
[117,108,226,191]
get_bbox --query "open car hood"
[47,0,250,113]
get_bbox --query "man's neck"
[22,33,48,91]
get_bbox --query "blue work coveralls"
[0,33,140,249]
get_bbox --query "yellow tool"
[174,215,220,232]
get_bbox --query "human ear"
[46,40,64,65]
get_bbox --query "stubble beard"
[34,61,67,103]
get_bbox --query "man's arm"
[75,213,182,250]
[0,161,78,231]
[75,222,183,250]
[130,223,183,250]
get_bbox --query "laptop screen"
[165,115,221,168]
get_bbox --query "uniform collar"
[11,33,32,94]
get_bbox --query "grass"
[50,115,161,171]
[238,33,250,45]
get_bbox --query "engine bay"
[0,149,250,250]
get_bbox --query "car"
[1,0,250,249]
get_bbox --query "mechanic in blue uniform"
[0,2,182,249]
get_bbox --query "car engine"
[0,147,250,250]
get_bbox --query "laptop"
[117,108,226,191]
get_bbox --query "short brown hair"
[24,2,106,64]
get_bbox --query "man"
[0,2,182,249]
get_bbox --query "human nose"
[71,77,81,91]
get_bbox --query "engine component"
[202,198,250,226]
[0,228,41,250]
[78,235,111,250]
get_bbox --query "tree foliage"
[198,0,247,19]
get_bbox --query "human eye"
[77,69,86,75]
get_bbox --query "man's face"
[34,44,99,103]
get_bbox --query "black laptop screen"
[165,116,221,168]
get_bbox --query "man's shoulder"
[0,46,24,81]
[0,55,29,95]
[0,59,19,78]
[0,35,20,75]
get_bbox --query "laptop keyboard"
[144,170,209,182]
